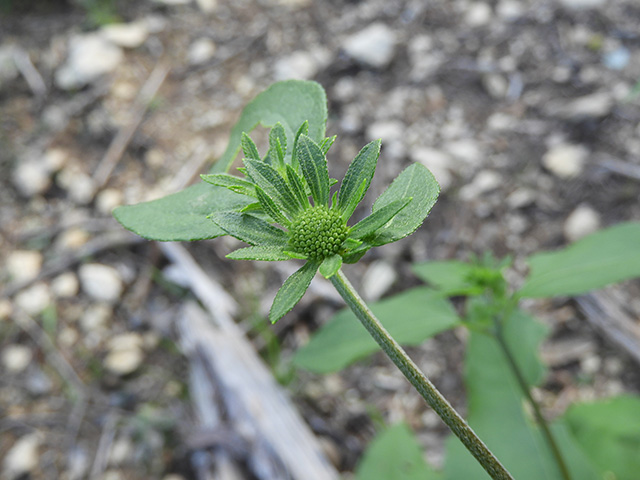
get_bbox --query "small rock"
[57,228,91,251]
[96,188,123,214]
[366,120,404,143]
[465,3,492,27]
[55,34,123,90]
[564,205,601,242]
[6,250,43,283]
[0,299,12,320]
[25,367,54,396]
[506,188,536,209]
[552,91,614,120]
[100,22,149,48]
[542,143,588,179]
[482,73,508,99]
[109,437,133,465]
[195,0,217,12]
[57,168,96,204]
[187,38,216,65]
[496,0,524,19]
[459,170,502,201]
[362,261,397,301]
[3,433,41,478]
[44,148,69,171]
[2,344,33,373]
[104,333,145,376]
[603,47,630,71]
[80,304,113,333]
[13,160,51,197]
[445,139,482,165]
[559,0,605,9]
[343,23,396,68]
[15,283,51,315]
[79,264,124,303]
[51,272,79,298]
[274,51,318,80]
[58,327,79,348]
[410,147,454,191]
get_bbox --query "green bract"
[202,122,440,323]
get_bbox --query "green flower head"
[201,121,439,323]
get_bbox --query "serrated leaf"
[297,134,330,207]
[243,158,302,218]
[285,164,309,207]
[563,396,640,480]
[356,423,442,480]
[444,310,599,480]
[320,135,337,155]
[268,122,287,170]
[366,163,439,246]
[241,132,261,162]
[337,139,381,220]
[269,261,318,323]
[412,260,480,296]
[210,211,287,246]
[294,287,459,373]
[200,173,256,197]
[255,186,290,226]
[519,222,640,298]
[212,80,327,173]
[227,246,291,261]
[291,120,309,170]
[284,250,308,260]
[319,254,342,279]
[349,198,411,240]
[113,183,253,241]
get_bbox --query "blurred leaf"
[356,423,442,480]
[412,260,477,295]
[519,222,640,298]
[444,310,599,480]
[563,395,640,480]
[294,287,459,373]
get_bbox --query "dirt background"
[1,0,640,479]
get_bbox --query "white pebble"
[543,143,588,179]
[3,433,41,478]
[188,38,216,65]
[79,264,124,303]
[15,283,51,315]
[459,170,502,201]
[274,51,319,80]
[559,0,605,9]
[51,272,79,298]
[564,205,601,242]
[2,344,33,373]
[6,250,42,283]
[343,23,396,68]
[13,160,51,197]
[465,3,492,27]
[100,22,149,49]
[104,333,145,376]
[80,304,113,333]
[96,188,124,214]
[362,261,397,301]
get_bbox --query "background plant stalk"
[330,269,514,480]
[493,317,572,480]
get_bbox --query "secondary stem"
[493,319,572,480]
[330,269,513,480]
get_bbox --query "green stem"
[330,269,513,480]
[493,319,571,480]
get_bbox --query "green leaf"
[320,135,337,155]
[227,246,291,261]
[241,132,261,162]
[519,222,640,298]
[337,139,381,220]
[366,164,440,246]
[444,310,599,480]
[349,198,411,240]
[243,158,302,218]
[412,260,480,296]
[113,183,253,241]
[209,211,288,246]
[269,261,318,323]
[285,164,309,208]
[200,173,256,197]
[267,122,287,169]
[563,396,640,480]
[297,134,330,207]
[356,423,442,480]
[212,80,327,173]
[294,287,459,373]
[319,254,342,279]
[255,186,290,226]
[291,120,309,170]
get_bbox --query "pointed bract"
[337,139,381,219]
[210,211,288,246]
[270,261,319,323]
[296,135,330,207]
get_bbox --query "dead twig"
[12,47,46,98]
[93,62,170,188]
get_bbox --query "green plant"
[298,222,640,479]
[114,81,513,479]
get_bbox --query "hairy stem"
[330,269,513,480]
[493,319,571,480]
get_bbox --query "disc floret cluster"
[201,121,437,323]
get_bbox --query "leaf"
[212,80,327,173]
[291,120,309,170]
[269,261,318,323]
[268,122,287,169]
[241,132,261,162]
[297,134,330,207]
[200,173,256,197]
[412,260,480,296]
[320,135,337,155]
[255,186,290,226]
[227,246,291,261]
[209,211,288,247]
[563,396,640,480]
[356,423,442,480]
[337,139,381,220]
[444,309,599,480]
[519,222,640,298]
[243,158,302,218]
[294,287,459,373]
[349,198,411,240]
[285,164,309,208]
[113,183,253,241]
[319,254,342,279]
[366,163,440,246]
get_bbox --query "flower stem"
[330,269,513,480]
[492,319,572,480]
